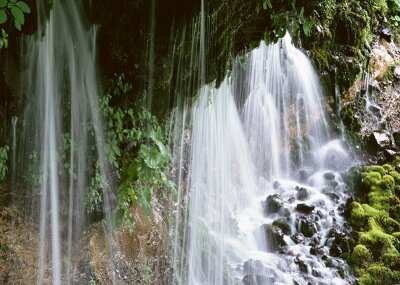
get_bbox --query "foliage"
[91,74,175,230]
[0,145,8,182]
[347,160,400,284]
[261,0,315,43]
[0,0,30,49]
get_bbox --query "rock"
[291,233,305,244]
[328,180,339,188]
[323,172,335,180]
[329,244,342,257]
[394,67,400,80]
[296,203,315,214]
[263,194,283,214]
[380,27,392,42]
[297,217,319,237]
[272,219,291,235]
[368,131,391,153]
[393,132,400,148]
[243,259,275,276]
[310,245,324,256]
[273,181,280,189]
[294,256,308,273]
[296,187,309,201]
[242,274,276,285]
[383,149,397,160]
[254,224,285,252]
[325,192,340,202]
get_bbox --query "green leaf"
[11,6,24,25]
[0,0,6,8]
[0,9,6,24]
[14,21,20,31]
[262,0,271,9]
[16,1,30,13]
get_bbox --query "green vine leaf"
[16,1,30,13]
[0,9,6,24]
[0,0,6,8]
[11,6,24,26]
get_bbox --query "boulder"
[368,131,391,154]
[296,203,315,214]
[263,194,283,214]
[291,233,305,244]
[393,132,400,148]
[272,219,291,235]
[297,217,319,237]
[323,172,335,180]
[254,224,285,252]
[380,27,392,42]
[296,187,309,201]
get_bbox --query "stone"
[272,219,291,235]
[273,181,280,189]
[291,233,305,244]
[323,172,335,180]
[242,274,276,285]
[310,245,324,256]
[263,194,283,214]
[254,224,285,252]
[393,132,400,148]
[384,149,397,160]
[394,67,400,80]
[296,187,309,201]
[297,217,319,237]
[368,131,391,153]
[296,203,315,214]
[380,27,392,42]
[294,256,308,273]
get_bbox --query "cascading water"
[173,34,355,285]
[19,1,115,284]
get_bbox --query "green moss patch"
[348,158,400,283]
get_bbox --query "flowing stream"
[173,34,355,285]
[19,1,115,284]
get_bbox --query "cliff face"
[0,1,399,284]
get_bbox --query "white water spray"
[173,34,354,285]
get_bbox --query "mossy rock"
[359,264,400,285]
[350,244,372,268]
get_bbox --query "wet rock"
[380,27,392,42]
[368,131,391,154]
[242,274,276,285]
[329,244,342,257]
[272,218,291,235]
[312,269,322,278]
[243,259,275,276]
[327,180,339,188]
[310,245,324,256]
[254,224,285,252]
[263,194,283,214]
[296,203,315,214]
[291,233,305,244]
[273,181,280,189]
[297,217,319,237]
[383,149,397,160]
[325,192,340,202]
[294,256,308,273]
[394,67,400,80]
[323,172,335,180]
[298,169,309,183]
[393,132,400,148]
[296,187,309,201]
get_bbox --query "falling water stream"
[19,1,115,284]
[173,34,354,285]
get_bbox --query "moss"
[359,264,400,285]
[359,219,398,256]
[272,219,291,235]
[350,244,372,267]
[389,171,400,184]
[362,171,382,187]
[364,165,386,175]
[380,175,395,190]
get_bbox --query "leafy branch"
[0,0,30,48]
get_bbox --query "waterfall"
[11,116,17,194]
[19,1,115,284]
[173,34,354,285]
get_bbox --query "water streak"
[173,34,354,285]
